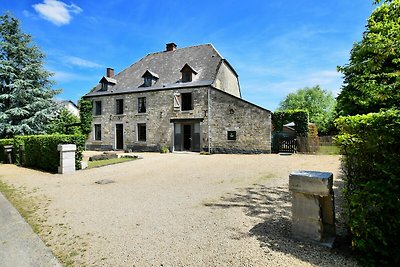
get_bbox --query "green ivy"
[78,99,93,137]
[335,109,400,266]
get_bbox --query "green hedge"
[335,109,400,266]
[0,138,13,163]
[272,110,308,136]
[0,134,85,173]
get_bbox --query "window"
[94,101,102,116]
[94,124,101,140]
[101,82,108,91]
[227,131,237,141]
[144,76,152,87]
[137,123,146,142]
[181,93,193,111]
[116,99,124,114]
[182,71,192,82]
[138,97,146,113]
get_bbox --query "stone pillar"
[58,144,76,174]
[289,170,335,247]
[3,145,13,164]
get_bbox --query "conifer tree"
[0,13,59,138]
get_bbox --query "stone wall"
[86,87,209,151]
[208,89,271,153]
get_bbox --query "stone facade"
[86,86,271,153]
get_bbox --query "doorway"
[116,124,123,150]
[174,122,200,152]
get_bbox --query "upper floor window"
[94,100,102,116]
[181,92,193,111]
[180,64,198,83]
[138,97,146,113]
[116,99,124,114]
[141,70,159,87]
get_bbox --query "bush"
[335,109,400,266]
[0,138,13,162]
[78,99,93,136]
[0,134,86,172]
[272,110,308,136]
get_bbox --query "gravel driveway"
[0,153,357,266]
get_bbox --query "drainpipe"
[208,87,212,153]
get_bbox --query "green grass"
[317,145,340,155]
[0,179,42,233]
[87,157,137,169]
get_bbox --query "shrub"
[10,134,85,172]
[272,110,308,136]
[160,146,169,153]
[335,109,400,266]
[78,99,93,137]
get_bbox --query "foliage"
[78,99,92,136]
[336,0,400,116]
[335,109,400,266]
[0,13,59,138]
[277,85,336,135]
[0,138,12,162]
[46,107,81,135]
[0,134,86,172]
[272,110,308,136]
[160,146,169,153]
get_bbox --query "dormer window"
[141,70,159,87]
[180,63,198,83]
[98,76,117,91]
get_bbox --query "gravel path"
[0,153,358,266]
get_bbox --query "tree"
[277,85,336,135]
[0,13,59,138]
[46,107,81,135]
[336,0,400,116]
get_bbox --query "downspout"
[208,87,211,153]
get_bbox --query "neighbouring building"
[58,100,79,117]
[82,43,271,153]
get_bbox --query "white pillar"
[57,144,76,174]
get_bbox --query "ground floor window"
[94,124,101,140]
[137,123,146,142]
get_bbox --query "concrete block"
[292,217,323,241]
[289,170,333,196]
[60,151,75,160]
[57,144,76,152]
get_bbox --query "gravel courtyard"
[0,153,357,266]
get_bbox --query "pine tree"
[0,13,59,138]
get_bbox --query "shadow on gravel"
[205,177,357,266]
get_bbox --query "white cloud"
[65,56,102,69]
[33,0,82,26]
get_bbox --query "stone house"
[82,43,271,153]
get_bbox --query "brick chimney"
[106,67,114,77]
[166,43,177,52]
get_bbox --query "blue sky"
[1,0,375,111]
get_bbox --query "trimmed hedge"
[335,109,400,266]
[272,110,308,136]
[0,134,85,173]
[0,138,13,162]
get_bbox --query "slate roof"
[85,44,232,97]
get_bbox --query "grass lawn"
[317,145,340,155]
[87,157,138,169]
